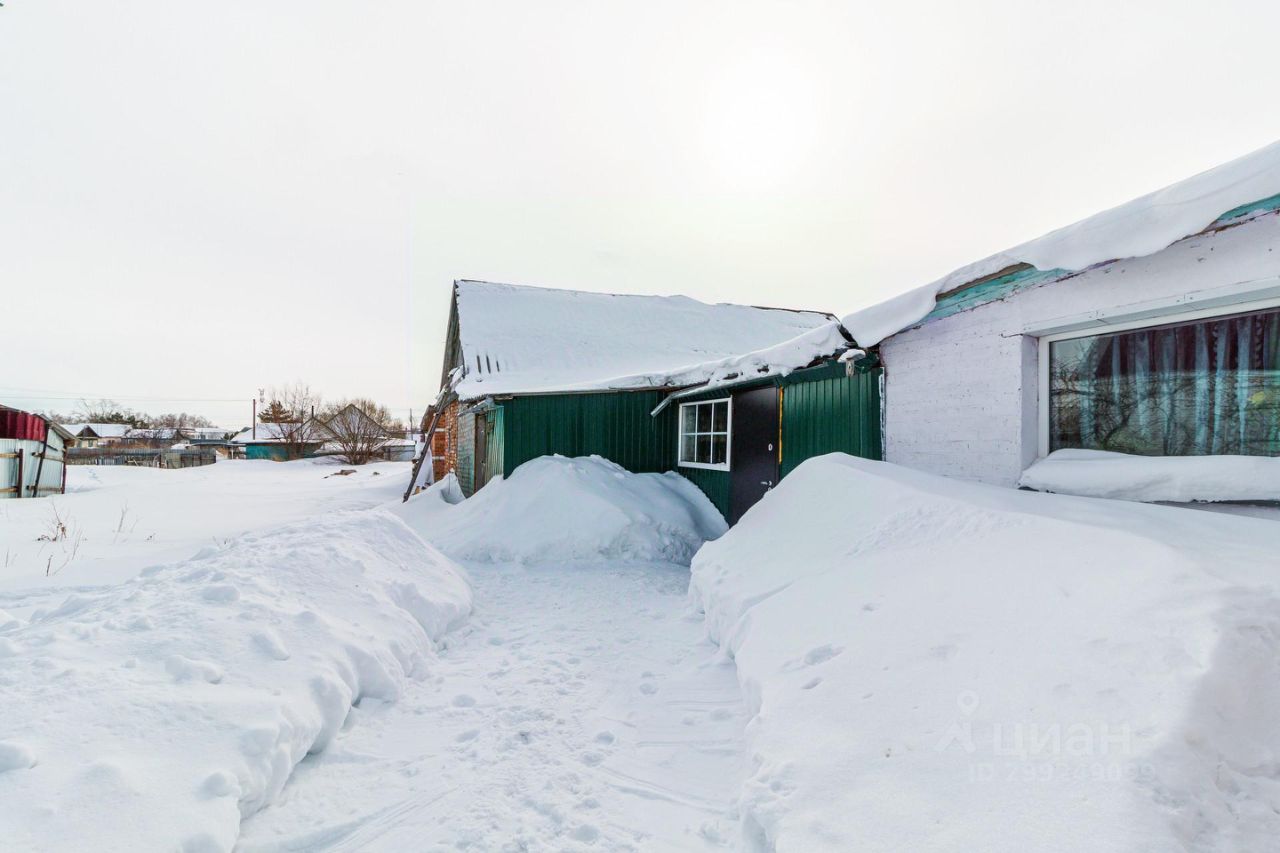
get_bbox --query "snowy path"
[237,560,747,852]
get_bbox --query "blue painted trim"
[924,266,1068,324]
[1218,192,1280,222]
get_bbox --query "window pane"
[697,403,712,432]
[711,433,727,465]
[680,433,696,462]
[1049,308,1280,456]
[712,401,728,432]
[681,405,697,435]
[696,434,711,463]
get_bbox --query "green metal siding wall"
[487,362,881,523]
[499,391,676,476]
[779,365,883,477]
[676,465,731,518]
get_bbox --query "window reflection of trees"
[1049,309,1280,457]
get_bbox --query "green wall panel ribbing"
[499,391,676,477]
[779,366,883,478]
[675,466,731,519]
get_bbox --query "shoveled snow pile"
[405,455,727,564]
[690,454,1280,853]
[1020,448,1280,503]
[843,139,1280,346]
[0,509,470,853]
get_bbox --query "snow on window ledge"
[1018,449,1280,505]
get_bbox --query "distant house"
[2,405,72,499]
[848,141,1280,492]
[410,280,883,522]
[229,422,324,461]
[230,405,406,462]
[60,423,131,448]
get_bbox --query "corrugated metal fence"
[0,439,67,499]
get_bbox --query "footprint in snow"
[803,644,843,666]
[165,655,224,684]
[201,584,240,603]
[452,694,477,708]
[638,682,658,695]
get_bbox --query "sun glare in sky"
[702,53,826,190]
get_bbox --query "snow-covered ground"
[238,559,747,851]
[691,454,1280,852]
[238,457,746,850]
[0,457,744,851]
[6,452,1280,851]
[0,461,473,851]
[0,459,413,595]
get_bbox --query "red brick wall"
[432,400,459,482]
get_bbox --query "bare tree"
[71,399,147,428]
[266,383,323,460]
[152,412,215,429]
[319,399,392,465]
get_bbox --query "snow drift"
[842,139,1280,346]
[405,455,727,564]
[1020,448,1280,503]
[0,509,471,853]
[690,454,1280,852]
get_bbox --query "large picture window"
[678,399,730,470]
[1048,306,1280,456]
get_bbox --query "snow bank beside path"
[0,509,470,853]
[1020,448,1280,503]
[690,454,1280,852]
[404,455,727,564]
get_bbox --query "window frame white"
[677,397,732,471]
[1036,293,1280,458]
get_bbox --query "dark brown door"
[729,386,779,524]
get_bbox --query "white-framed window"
[1037,295,1280,458]
[678,398,731,470]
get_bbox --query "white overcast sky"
[3,1,1279,426]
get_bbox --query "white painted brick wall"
[880,212,1280,486]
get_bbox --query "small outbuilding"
[410,280,884,522]
[1,405,72,499]
[228,422,325,461]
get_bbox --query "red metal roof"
[0,407,49,442]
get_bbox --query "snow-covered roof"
[843,139,1280,346]
[230,422,308,443]
[61,423,132,438]
[648,321,859,412]
[447,280,835,398]
[126,427,186,440]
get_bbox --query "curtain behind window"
[1050,308,1280,456]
